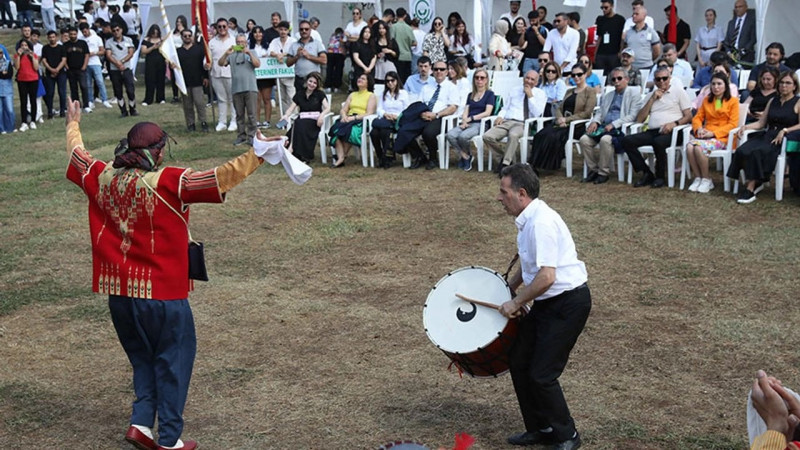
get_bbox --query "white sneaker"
[697,178,714,193]
[84,107,92,113]
[227,122,237,132]
[159,100,165,104]
[29,122,36,130]
[19,123,28,132]
[141,102,149,106]
[37,117,44,124]
[215,122,226,132]
[102,101,113,108]
[95,98,102,104]
[688,177,702,192]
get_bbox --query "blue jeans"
[0,92,15,132]
[85,65,108,102]
[521,58,540,75]
[16,9,33,28]
[109,295,196,448]
[41,7,56,33]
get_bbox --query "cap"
[621,48,635,57]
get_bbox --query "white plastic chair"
[738,69,751,91]
[564,119,592,178]
[329,110,376,167]
[625,122,691,187]
[472,114,552,172]
[680,103,748,191]
[592,69,606,87]
[287,94,333,164]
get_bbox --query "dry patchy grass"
[2,30,800,448]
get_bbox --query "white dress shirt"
[501,85,547,121]
[419,80,458,115]
[376,89,410,117]
[208,34,235,78]
[543,27,580,71]
[515,198,587,300]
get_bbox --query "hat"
[621,48,635,57]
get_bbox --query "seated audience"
[728,71,800,204]
[447,60,470,114]
[529,63,597,171]
[446,68,495,171]
[403,56,435,101]
[580,67,644,184]
[369,71,409,168]
[692,63,739,111]
[685,73,739,193]
[692,51,739,89]
[278,72,330,163]
[540,61,566,116]
[745,67,779,124]
[746,42,791,92]
[329,73,377,167]
[569,54,602,93]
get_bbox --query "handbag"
[139,177,209,281]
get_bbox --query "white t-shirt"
[81,33,104,66]
[267,36,297,57]
[412,29,426,56]
[515,198,588,300]
[345,21,367,41]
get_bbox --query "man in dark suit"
[723,0,756,63]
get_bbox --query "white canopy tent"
[142,0,798,66]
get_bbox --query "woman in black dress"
[371,20,398,85]
[351,26,375,91]
[744,66,778,124]
[278,72,330,163]
[529,64,597,171]
[140,24,166,105]
[729,71,800,203]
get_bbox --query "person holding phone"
[219,33,261,146]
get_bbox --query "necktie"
[427,84,441,111]
[733,17,742,45]
[523,90,530,119]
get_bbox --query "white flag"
[159,0,187,95]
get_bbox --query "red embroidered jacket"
[66,122,263,300]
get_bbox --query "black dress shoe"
[651,178,665,188]
[552,434,581,450]
[633,171,654,187]
[593,174,609,184]
[507,431,554,446]
[581,171,598,183]
[425,160,438,170]
[409,158,425,169]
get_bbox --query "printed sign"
[255,57,295,79]
[410,0,435,28]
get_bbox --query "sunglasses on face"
[611,76,624,81]
[545,69,557,74]
[433,67,447,71]
[353,12,360,15]
[553,19,561,23]
[538,59,548,63]
[571,72,584,78]
[654,76,669,82]
[434,22,442,26]
[386,78,396,82]
[217,25,227,29]
[299,27,310,31]
[474,75,487,79]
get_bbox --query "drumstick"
[455,293,501,311]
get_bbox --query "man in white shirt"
[645,43,692,88]
[497,163,590,450]
[79,22,112,108]
[543,12,580,73]
[94,0,110,22]
[483,70,546,172]
[207,18,237,132]
[395,60,458,170]
[499,0,522,25]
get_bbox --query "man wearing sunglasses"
[104,24,137,117]
[579,68,643,184]
[286,19,327,94]
[483,70,546,174]
[208,18,237,132]
[521,11,548,74]
[393,60,458,170]
[621,66,691,188]
[593,0,625,74]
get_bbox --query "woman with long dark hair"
[422,16,449,64]
[448,20,474,67]
[12,39,38,131]
[141,24,166,105]
[169,15,188,103]
[372,20,398,84]
[249,25,273,127]
[369,71,409,168]
[685,73,739,193]
[278,72,330,163]
[351,26,376,91]
[744,66,778,124]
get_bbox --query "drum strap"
[502,253,519,282]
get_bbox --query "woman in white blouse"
[448,20,474,67]
[369,71,409,168]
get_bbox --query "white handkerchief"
[252,136,313,185]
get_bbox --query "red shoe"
[125,426,157,450]
[156,440,197,450]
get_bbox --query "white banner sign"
[410,0,436,29]
[254,57,295,80]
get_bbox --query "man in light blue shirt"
[403,56,435,102]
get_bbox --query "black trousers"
[325,53,345,89]
[406,117,442,161]
[622,129,682,180]
[369,117,396,160]
[396,60,412,85]
[509,284,591,442]
[17,80,38,123]
[144,61,166,104]
[593,53,620,75]
[67,69,89,107]
[43,72,67,116]
[110,69,136,104]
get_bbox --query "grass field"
[2,30,800,450]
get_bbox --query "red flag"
[194,0,211,64]
[531,0,536,12]
[667,0,677,44]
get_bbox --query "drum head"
[423,266,512,354]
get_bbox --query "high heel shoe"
[331,159,346,168]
